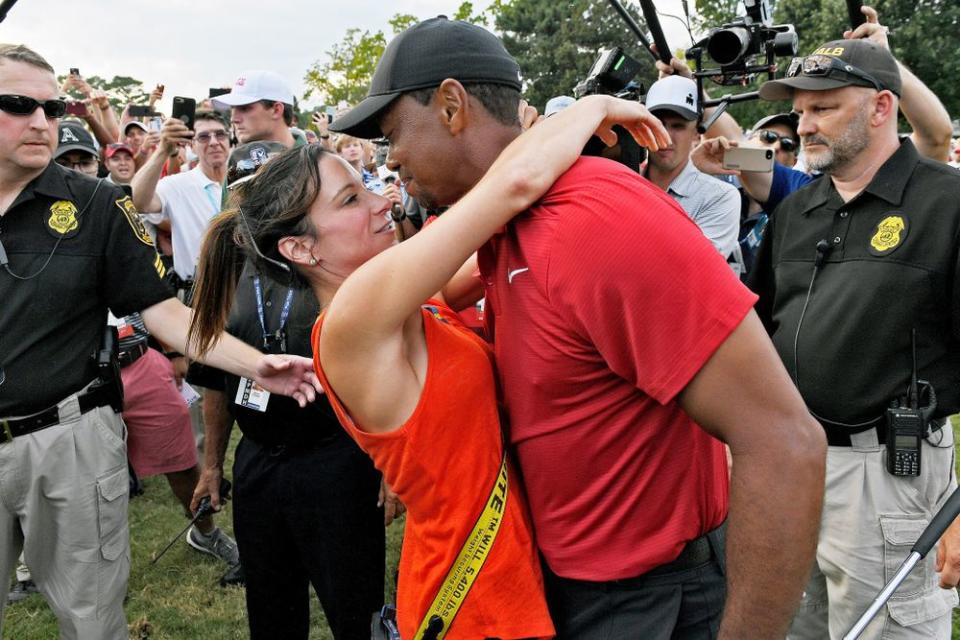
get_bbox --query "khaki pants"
[0,395,130,640]
[789,418,959,640]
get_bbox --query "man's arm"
[140,297,320,405]
[131,118,192,213]
[678,310,826,639]
[190,389,232,511]
[845,6,953,162]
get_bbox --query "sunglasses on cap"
[0,94,67,118]
[754,129,797,153]
[786,55,884,92]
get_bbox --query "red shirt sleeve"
[544,161,757,404]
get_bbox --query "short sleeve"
[547,169,757,404]
[102,189,174,316]
[693,179,741,260]
[766,163,814,211]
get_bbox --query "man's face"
[380,94,466,209]
[105,149,135,183]
[794,86,873,175]
[750,123,798,168]
[0,61,59,176]
[55,150,98,176]
[124,126,145,152]
[647,112,698,174]
[231,101,279,144]
[338,140,363,165]
[192,119,230,169]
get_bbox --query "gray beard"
[802,109,871,175]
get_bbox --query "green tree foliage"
[493,0,659,112]
[57,74,151,112]
[304,2,486,107]
[692,0,959,131]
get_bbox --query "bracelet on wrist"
[164,351,183,359]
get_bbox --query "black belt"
[824,417,948,447]
[118,342,148,368]
[0,385,115,444]
[611,522,725,587]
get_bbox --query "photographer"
[691,6,954,215]
[750,34,960,638]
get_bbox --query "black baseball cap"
[751,112,799,140]
[760,39,901,101]
[55,121,98,159]
[330,16,522,139]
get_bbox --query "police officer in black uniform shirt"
[751,37,960,639]
[0,45,320,640]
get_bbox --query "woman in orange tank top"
[188,95,669,639]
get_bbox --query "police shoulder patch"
[868,213,909,256]
[115,196,154,246]
[47,200,79,237]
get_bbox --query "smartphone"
[148,116,163,132]
[722,147,774,172]
[209,87,230,99]
[171,96,197,130]
[65,101,88,117]
[69,67,79,76]
[325,105,336,124]
[128,105,155,118]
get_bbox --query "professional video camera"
[687,0,797,87]
[573,46,648,172]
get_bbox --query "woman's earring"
[309,257,318,266]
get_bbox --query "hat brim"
[211,93,261,108]
[328,92,401,140]
[759,76,853,101]
[55,144,97,159]
[124,121,148,133]
[649,105,698,121]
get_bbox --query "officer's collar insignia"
[47,200,79,237]
[114,195,154,247]
[868,214,908,256]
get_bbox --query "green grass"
[3,429,404,639]
[6,422,960,638]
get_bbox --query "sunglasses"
[755,129,797,152]
[0,94,67,118]
[786,55,884,92]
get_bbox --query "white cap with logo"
[213,70,295,108]
[644,75,699,121]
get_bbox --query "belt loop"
[850,427,881,452]
[56,390,84,425]
[707,522,727,576]
[1,419,12,444]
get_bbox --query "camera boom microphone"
[846,0,866,29]
[638,0,673,64]
[607,0,658,62]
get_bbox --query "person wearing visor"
[749,34,960,640]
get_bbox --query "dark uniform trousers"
[232,432,385,639]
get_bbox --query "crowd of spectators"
[1,3,959,640]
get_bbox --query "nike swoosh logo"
[508,267,529,283]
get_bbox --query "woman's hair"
[188,143,328,356]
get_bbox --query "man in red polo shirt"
[332,17,827,639]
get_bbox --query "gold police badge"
[868,214,908,256]
[115,196,155,246]
[47,200,79,236]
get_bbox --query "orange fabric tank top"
[312,301,554,640]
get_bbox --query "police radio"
[885,330,933,477]
[94,325,125,413]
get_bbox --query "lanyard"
[253,275,294,349]
[203,182,221,216]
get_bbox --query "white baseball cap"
[644,75,699,121]
[213,70,295,108]
[544,95,575,117]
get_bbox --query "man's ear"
[434,78,469,136]
[277,234,316,267]
[872,90,897,128]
